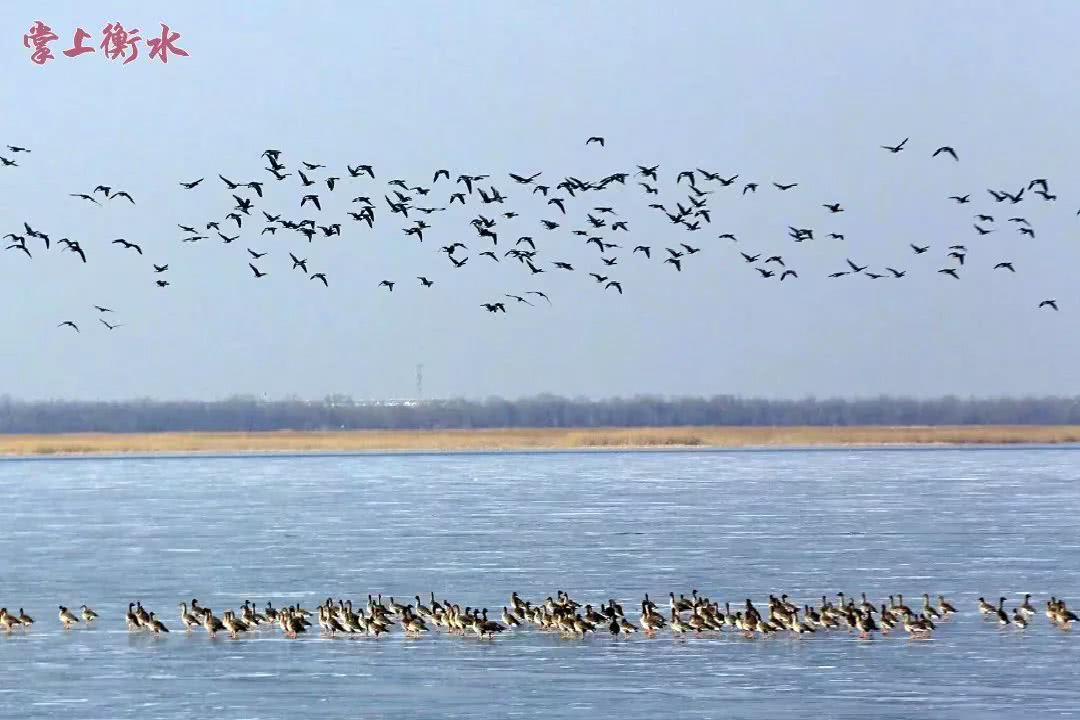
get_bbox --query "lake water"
[0,448,1078,719]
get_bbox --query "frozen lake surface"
[0,448,1078,719]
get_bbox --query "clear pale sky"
[1,1,1078,401]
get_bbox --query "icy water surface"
[0,448,1078,719]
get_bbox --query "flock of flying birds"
[1,589,1075,642]
[0,136,1068,333]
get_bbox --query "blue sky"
[1,1,1079,400]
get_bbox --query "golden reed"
[0,425,1077,456]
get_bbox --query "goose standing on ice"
[148,613,170,634]
[501,607,521,629]
[995,597,1010,625]
[202,608,225,638]
[921,594,941,620]
[178,602,199,630]
[669,609,691,635]
[58,606,80,627]
[0,609,22,631]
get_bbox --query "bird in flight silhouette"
[933,146,958,161]
[881,137,908,153]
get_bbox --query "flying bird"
[248,263,268,278]
[637,164,658,180]
[933,146,958,161]
[112,238,143,254]
[526,291,551,304]
[881,137,908,153]
[58,321,79,332]
[1039,300,1058,311]
[585,136,605,146]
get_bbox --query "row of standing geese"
[1,592,1076,640]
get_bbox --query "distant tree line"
[1,394,1080,433]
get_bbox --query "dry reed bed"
[0,425,1078,457]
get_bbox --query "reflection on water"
[0,448,1078,719]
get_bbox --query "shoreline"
[0,425,1079,457]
